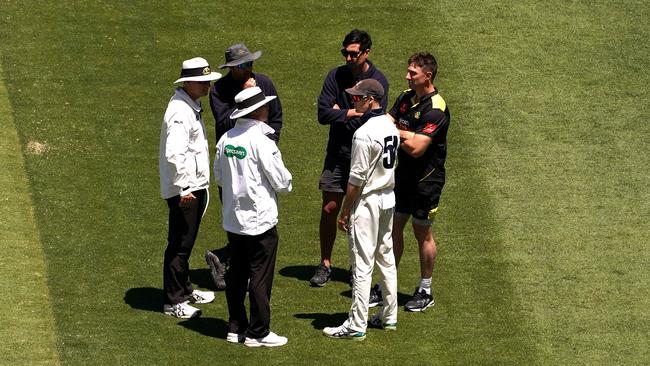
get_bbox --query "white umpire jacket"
[159,88,210,199]
[214,118,292,236]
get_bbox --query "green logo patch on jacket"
[224,145,247,159]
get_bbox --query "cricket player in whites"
[323,79,399,340]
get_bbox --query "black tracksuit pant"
[225,226,278,339]
[163,189,207,305]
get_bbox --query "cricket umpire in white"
[323,79,399,340]
[159,57,221,318]
[214,86,292,347]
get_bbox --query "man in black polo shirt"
[388,52,450,312]
[311,29,389,287]
[209,43,283,143]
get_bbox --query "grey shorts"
[318,155,350,193]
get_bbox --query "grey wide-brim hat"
[218,43,262,68]
[174,57,222,83]
[230,86,276,120]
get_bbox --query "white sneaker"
[163,302,201,319]
[322,324,366,340]
[188,289,215,304]
[244,331,288,347]
[226,332,245,343]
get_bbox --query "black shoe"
[368,284,383,308]
[404,287,435,312]
[309,263,331,287]
[205,250,226,290]
[213,246,231,267]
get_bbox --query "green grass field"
[1,1,648,365]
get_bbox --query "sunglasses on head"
[341,49,364,58]
[233,61,253,69]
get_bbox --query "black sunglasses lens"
[341,49,361,58]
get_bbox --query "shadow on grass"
[178,317,229,339]
[279,265,350,284]
[189,268,221,291]
[123,288,228,339]
[294,312,348,330]
[124,287,162,312]
[339,289,414,306]
[123,281,225,314]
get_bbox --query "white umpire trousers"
[344,192,398,332]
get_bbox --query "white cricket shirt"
[348,114,400,207]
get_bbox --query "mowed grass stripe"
[0,64,60,365]
[438,1,650,363]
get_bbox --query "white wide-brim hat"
[230,86,276,120]
[174,57,222,83]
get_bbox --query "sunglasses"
[340,49,364,58]
[350,95,370,102]
[233,61,253,69]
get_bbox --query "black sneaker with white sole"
[309,263,331,287]
[404,287,435,312]
[368,284,383,307]
[205,250,227,290]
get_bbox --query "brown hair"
[408,52,438,80]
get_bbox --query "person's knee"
[412,223,433,243]
[322,191,343,214]
[322,200,338,215]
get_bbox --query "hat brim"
[230,95,276,120]
[174,72,223,84]
[218,51,262,69]
[344,86,365,96]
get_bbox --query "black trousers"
[163,189,207,305]
[225,226,279,338]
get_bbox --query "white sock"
[418,278,432,295]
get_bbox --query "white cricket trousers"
[344,192,398,332]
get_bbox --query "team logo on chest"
[414,111,421,120]
[224,145,247,159]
